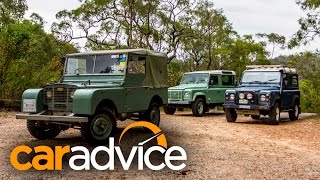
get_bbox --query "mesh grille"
[43,85,77,111]
[169,91,183,101]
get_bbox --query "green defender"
[165,70,237,117]
[16,49,168,145]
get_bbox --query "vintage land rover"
[223,65,301,125]
[16,49,168,144]
[165,70,237,117]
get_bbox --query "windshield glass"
[241,71,281,84]
[65,54,126,75]
[180,73,209,85]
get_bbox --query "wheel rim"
[150,108,160,125]
[197,101,204,114]
[276,107,280,122]
[295,105,299,117]
[91,116,112,140]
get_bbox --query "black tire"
[268,102,280,125]
[146,103,161,126]
[192,98,205,117]
[81,108,116,145]
[251,115,260,120]
[225,108,237,122]
[164,106,176,115]
[289,102,299,121]
[27,120,61,140]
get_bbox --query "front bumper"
[168,100,192,105]
[16,111,88,123]
[223,104,271,111]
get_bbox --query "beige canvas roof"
[67,49,167,58]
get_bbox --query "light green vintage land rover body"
[16,49,168,144]
[165,70,237,117]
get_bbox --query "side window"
[128,55,146,74]
[282,73,289,88]
[290,74,298,87]
[221,75,235,86]
[209,75,219,86]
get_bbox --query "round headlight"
[46,90,52,98]
[247,93,253,100]
[70,91,75,98]
[184,91,191,99]
[239,93,245,99]
[230,94,235,100]
[260,95,266,102]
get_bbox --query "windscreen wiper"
[263,79,277,84]
[249,81,262,84]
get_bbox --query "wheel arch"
[149,95,164,107]
[193,92,206,103]
[95,98,119,116]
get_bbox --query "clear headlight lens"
[230,94,235,100]
[70,90,75,98]
[260,95,266,102]
[239,93,245,99]
[247,93,253,100]
[46,90,52,98]
[184,91,191,99]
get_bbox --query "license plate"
[239,99,248,104]
[239,105,251,109]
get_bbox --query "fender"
[292,95,300,106]
[192,92,206,101]
[21,89,43,113]
[72,88,126,115]
[269,92,281,107]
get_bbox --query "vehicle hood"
[168,84,207,91]
[236,85,280,93]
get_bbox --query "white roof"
[185,70,236,75]
[67,49,167,58]
[246,65,297,74]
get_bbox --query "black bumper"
[223,104,271,111]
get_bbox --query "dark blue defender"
[223,65,301,125]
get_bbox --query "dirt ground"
[0,110,319,179]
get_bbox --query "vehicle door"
[125,54,148,112]
[207,75,220,103]
[281,73,293,110]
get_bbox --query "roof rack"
[246,65,297,74]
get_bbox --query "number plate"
[239,105,251,109]
[239,99,248,104]
[23,99,36,112]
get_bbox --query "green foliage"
[167,60,188,86]
[0,3,78,99]
[288,52,320,113]
[290,0,320,48]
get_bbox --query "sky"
[25,0,319,56]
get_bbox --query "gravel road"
[0,110,319,179]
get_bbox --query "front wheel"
[225,108,237,122]
[27,120,61,140]
[164,106,176,115]
[268,103,280,125]
[81,110,116,145]
[192,98,205,117]
[289,103,299,121]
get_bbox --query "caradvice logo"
[10,121,187,171]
